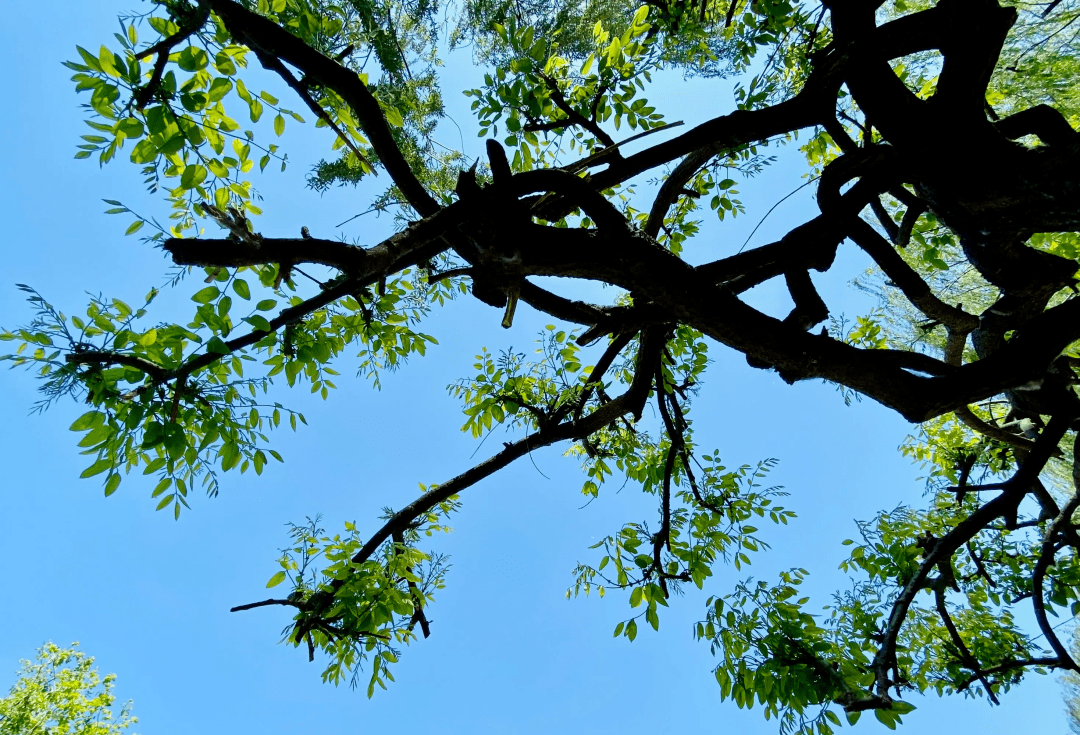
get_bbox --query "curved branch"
[847,217,979,332]
[1031,432,1080,671]
[867,412,1073,703]
[208,0,440,216]
[645,141,726,238]
[956,657,1060,692]
[135,2,211,110]
[297,329,664,609]
[534,69,617,150]
[249,47,374,172]
[934,584,1000,704]
[994,104,1078,146]
[954,404,1039,453]
[586,75,835,193]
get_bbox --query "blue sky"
[0,1,1070,732]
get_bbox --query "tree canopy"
[0,643,137,735]
[3,0,1080,732]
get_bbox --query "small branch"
[392,529,431,639]
[1031,431,1080,671]
[965,541,996,588]
[428,267,473,283]
[870,197,900,242]
[571,330,636,423]
[954,405,1043,454]
[562,121,685,175]
[208,0,440,216]
[535,69,617,150]
[896,200,926,248]
[934,584,1000,704]
[230,598,296,612]
[957,657,1060,691]
[250,48,375,173]
[134,2,211,110]
[304,330,663,608]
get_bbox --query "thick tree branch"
[64,351,169,381]
[848,218,979,332]
[995,104,1079,146]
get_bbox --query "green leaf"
[214,52,237,76]
[193,286,221,304]
[274,113,285,136]
[383,106,404,128]
[874,709,897,730]
[70,411,105,431]
[232,279,251,300]
[245,315,272,331]
[80,458,113,479]
[266,571,287,588]
[130,139,158,164]
[207,336,230,354]
[180,164,207,190]
[116,117,144,139]
[208,77,233,102]
[104,473,121,497]
[176,46,209,72]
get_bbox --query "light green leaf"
[193,286,220,304]
[70,411,105,431]
[104,473,121,497]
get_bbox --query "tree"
[2,0,1079,732]
[0,643,137,735]
[1065,632,1080,731]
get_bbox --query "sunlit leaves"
[64,15,294,238]
[267,515,453,691]
[466,16,665,174]
[0,643,138,735]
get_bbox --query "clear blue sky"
[0,2,1069,732]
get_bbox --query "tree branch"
[934,583,1000,704]
[207,0,440,216]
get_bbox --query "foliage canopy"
[0,643,137,735]
[5,0,1080,731]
